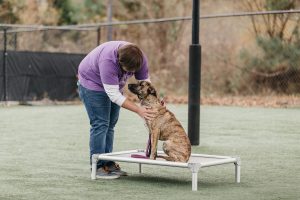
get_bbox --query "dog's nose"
[128,84,135,90]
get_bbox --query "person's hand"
[137,106,157,121]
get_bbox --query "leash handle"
[131,154,149,159]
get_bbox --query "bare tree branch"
[280,14,291,40]
[246,0,259,36]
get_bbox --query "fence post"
[97,27,101,46]
[14,32,17,50]
[188,0,201,145]
[107,0,113,41]
[2,28,8,102]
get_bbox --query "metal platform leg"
[192,172,198,191]
[139,163,142,173]
[235,157,241,183]
[91,154,99,180]
[188,163,201,191]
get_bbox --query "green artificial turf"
[0,104,299,200]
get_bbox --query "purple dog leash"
[131,134,151,159]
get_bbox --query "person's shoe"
[96,166,120,179]
[106,162,128,176]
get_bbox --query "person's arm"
[121,99,156,120]
[103,84,155,120]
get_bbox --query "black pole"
[188,0,201,145]
[2,28,7,102]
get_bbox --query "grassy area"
[0,104,299,200]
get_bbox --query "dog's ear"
[147,86,157,97]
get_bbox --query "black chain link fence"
[1,11,300,101]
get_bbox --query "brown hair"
[117,44,143,72]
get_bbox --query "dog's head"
[128,81,157,100]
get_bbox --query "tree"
[0,0,20,23]
[240,0,300,94]
[53,0,77,25]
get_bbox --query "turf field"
[0,104,299,200]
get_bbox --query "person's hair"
[117,44,143,72]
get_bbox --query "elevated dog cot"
[91,149,241,191]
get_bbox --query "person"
[77,41,156,179]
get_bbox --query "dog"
[128,81,191,162]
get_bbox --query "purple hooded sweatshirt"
[78,41,149,92]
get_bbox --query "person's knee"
[91,120,109,134]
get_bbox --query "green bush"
[239,0,300,94]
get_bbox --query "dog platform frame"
[91,149,241,191]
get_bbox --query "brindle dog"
[128,81,191,162]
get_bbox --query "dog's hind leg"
[156,155,176,161]
[157,141,178,161]
[160,141,187,162]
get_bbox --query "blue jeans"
[78,83,120,169]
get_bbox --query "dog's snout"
[128,84,133,88]
[128,84,139,94]
[128,84,136,90]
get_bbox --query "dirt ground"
[2,95,300,108]
[201,95,300,108]
[128,95,300,108]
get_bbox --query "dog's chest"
[146,118,172,141]
[146,116,163,130]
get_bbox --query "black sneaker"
[96,166,120,179]
[106,162,128,176]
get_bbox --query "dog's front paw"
[150,155,156,160]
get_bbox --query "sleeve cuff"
[103,84,127,106]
